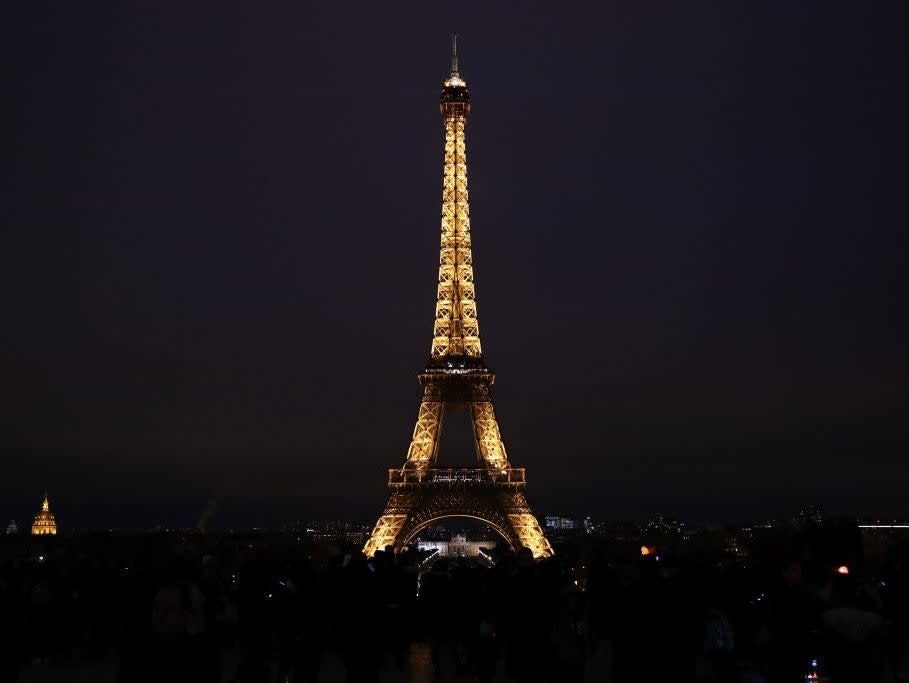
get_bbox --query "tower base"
[364,478,553,558]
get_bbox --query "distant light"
[807,657,819,678]
[836,565,849,575]
[640,545,653,556]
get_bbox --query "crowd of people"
[0,523,906,682]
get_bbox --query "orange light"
[836,565,849,575]
[641,545,653,556]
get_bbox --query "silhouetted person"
[821,573,885,683]
[702,602,737,683]
[338,552,381,683]
[235,550,270,683]
[24,565,57,665]
[548,578,587,682]
[467,582,501,683]
[286,560,324,683]
[649,556,698,683]
[0,566,24,683]
[419,556,456,677]
[769,560,817,683]
[118,583,219,683]
[503,547,551,682]
[374,547,412,671]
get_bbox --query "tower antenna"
[450,33,459,78]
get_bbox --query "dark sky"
[2,3,906,530]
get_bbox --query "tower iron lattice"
[363,38,553,559]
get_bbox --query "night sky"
[2,3,906,530]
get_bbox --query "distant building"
[644,515,686,535]
[417,534,496,558]
[345,531,369,545]
[416,524,449,541]
[544,516,577,531]
[302,520,373,543]
[5,520,17,535]
[31,495,57,536]
[858,522,909,530]
[797,504,825,526]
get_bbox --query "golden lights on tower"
[363,37,553,560]
[433,31,479,359]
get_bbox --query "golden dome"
[31,495,57,536]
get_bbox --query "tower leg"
[499,491,554,558]
[470,400,509,469]
[403,391,443,470]
[363,491,415,557]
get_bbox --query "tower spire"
[450,33,459,78]
[435,36,476,361]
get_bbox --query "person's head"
[374,548,393,570]
[829,574,858,608]
[658,552,680,579]
[781,560,802,588]
[151,584,190,636]
[517,547,534,568]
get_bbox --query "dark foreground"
[0,522,907,682]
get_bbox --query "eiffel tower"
[363,37,553,559]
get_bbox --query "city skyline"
[3,4,906,529]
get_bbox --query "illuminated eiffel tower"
[364,37,553,558]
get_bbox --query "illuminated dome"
[31,495,57,536]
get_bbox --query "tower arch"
[398,514,516,552]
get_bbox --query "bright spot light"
[836,565,849,575]
[640,545,652,556]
